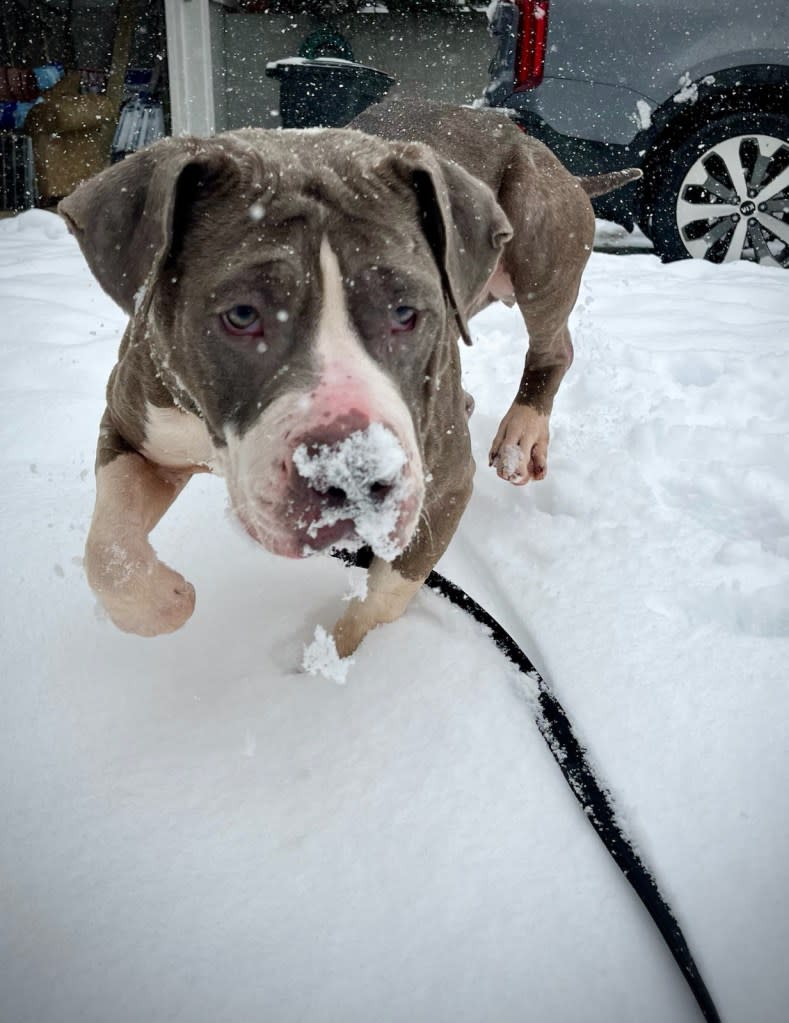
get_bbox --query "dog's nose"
[290,421,406,511]
[320,479,395,507]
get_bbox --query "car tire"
[643,111,789,267]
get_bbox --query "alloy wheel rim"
[675,133,789,267]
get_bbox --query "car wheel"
[645,112,789,268]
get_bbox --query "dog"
[59,99,639,657]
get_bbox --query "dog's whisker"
[417,505,436,551]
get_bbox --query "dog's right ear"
[58,138,239,317]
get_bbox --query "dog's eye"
[390,305,417,333]
[221,305,263,336]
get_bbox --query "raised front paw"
[489,405,550,486]
[85,538,195,637]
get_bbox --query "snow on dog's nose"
[294,423,404,508]
[292,422,414,560]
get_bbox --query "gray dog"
[60,99,638,657]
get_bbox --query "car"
[482,0,789,267]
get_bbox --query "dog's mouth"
[293,490,421,560]
[237,510,358,557]
[238,497,418,561]
[297,515,361,557]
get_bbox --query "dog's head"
[60,129,511,559]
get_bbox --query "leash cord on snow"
[332,547,722,1023]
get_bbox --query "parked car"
[483,0,789,267]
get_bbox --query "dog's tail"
[577,167,643,197]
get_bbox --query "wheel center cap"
[740,200,756,216]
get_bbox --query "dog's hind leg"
[84,409,197,636]
[487,294,575,486]
[489,158,594,485]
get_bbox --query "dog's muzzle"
[228,409,424,561]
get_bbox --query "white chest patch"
[142,404,218,472]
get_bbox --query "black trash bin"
[266,57,395,129]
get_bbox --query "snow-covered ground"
[1,209,787,1023]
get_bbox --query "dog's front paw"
[105,561,195,637]
[489,405,550,485]
[85,538,195,637]
[332,614,366,660]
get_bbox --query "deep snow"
[1,209,788,1023]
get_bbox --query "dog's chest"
[141,403,221,473]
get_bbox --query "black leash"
[333,547,722,1023]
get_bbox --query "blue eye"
[391,305,417,333]
[221,305,262,336]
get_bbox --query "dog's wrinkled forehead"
[171,131,431,280]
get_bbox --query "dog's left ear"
[392,143,513,345]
